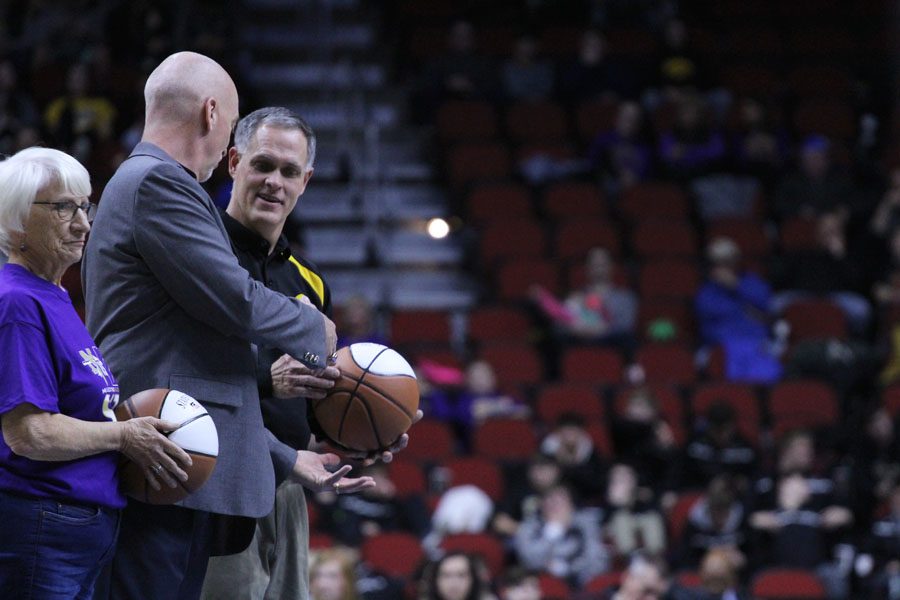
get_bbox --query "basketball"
[312,343,419,453]
[114,388,219,504]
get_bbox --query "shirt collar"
[220,210,292,260]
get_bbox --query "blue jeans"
[0,489,120,599]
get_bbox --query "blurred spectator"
[513,483,609,587]
[773,135,855,221]
[541,412,607,501]
[748,473,853,598]
[426,484,494,553]
[695,237,783,384]
[871,227,900,311]
[603,463,667,560]
[753,429,851,513]
[497,567,541,600]
[338,295,387,347]
[556,30,640,102]
[416,19,499,121]
[611,387,678,497]
[653,18,709,99]
[0,58,39,156]
[675,475,748,571]
[588,101,654,193]
[605,554,694,600]
[658,94,727,180]
[869,167,900,239]
[531,247,638,350]
[428,359,530,444]
[862,483,900,599]
[314,462,429,546]
[419,551,492,600]
[697,548,746,600]
[729,98,787,183]
[849,407,900,524]
[310,548,361,600]
[681,401,757,491]
[501,35,554,101]
[772,212,872,334]
[493,453,564,538]
[43,62,117,162]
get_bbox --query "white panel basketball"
[349,343,417,377]
[168,415,219,456]
[160,390,219,456]
[159,390,207,422]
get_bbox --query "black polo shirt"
[221,210,332,451]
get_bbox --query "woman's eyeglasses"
[33,200,97,223]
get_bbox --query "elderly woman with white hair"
[0,147,192,598]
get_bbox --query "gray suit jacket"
[82,142,327,518]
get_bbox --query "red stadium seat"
[361,532,424,579]
[782,300,848,341]
[788,66,853,99]
[387,459,427,497]
[465,182,533,223]
[505,100,569,142]
[751,568,826,599]
[585,571,624,594]
[691,382,761,443]
[793,100,856,140]
[535,383,605,424]
[467,305,532,343]
[705,219,771,257]
[447,142,512,188]
[632,219,699,259]
[541,182,607,220]
[445,457,505,501]
[619,183,689,221]
[308,532,334,550]
[555,217,622,260]
[720,65,782,98]
[638,259,701,300]
[403,420,455,462]
[538,573,571,599]
[496,258,562,301]
[667,491,703,542]
[585,419,614,457]
[883,384,900,416]
[440,533,506,577]
[575,97,620,142]
[479,218,547,263]
[635,343,697,386]
[473,418,537,460]
[560,346,625,385]
[390,310,451,346]
[436,100,499,142]
[768,380,839,437]
[779,217,818,252]
[478,342,544,388]
[637,299,696,344]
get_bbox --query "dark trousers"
[93,500,214,600]
[0,489,120,600]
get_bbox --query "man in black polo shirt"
[199,107,373,600]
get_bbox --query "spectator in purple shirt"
[658,95,727,180]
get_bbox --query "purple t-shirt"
[0,264,125,508]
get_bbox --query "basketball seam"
[340,374,416,420]
[172,412,210,430]
[339,346,391,443]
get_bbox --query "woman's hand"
[119,417,193,491]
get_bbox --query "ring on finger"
[334,482,342,494]
[151,463,163,475]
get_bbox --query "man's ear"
[203,97,217,133]
[297,168,314,195]
[227,147,240,177]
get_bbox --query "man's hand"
[341,409,424,466]
[289,450,375,494]
[270,354,339,399]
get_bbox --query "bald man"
[82,52,356,600]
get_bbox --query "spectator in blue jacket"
[695,237,782,383]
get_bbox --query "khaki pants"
[201,481,310,600]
